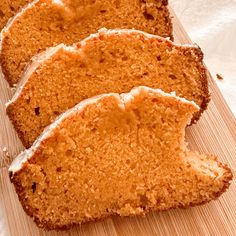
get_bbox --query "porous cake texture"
[0,0,32,31]
[9,86,232,230]
[0,0,172,86]
[7,29,210,148]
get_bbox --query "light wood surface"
[0,9,235,236]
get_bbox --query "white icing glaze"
[123,86,199,110]
[52,0,63,6]
[78,28,199,49]
[9,86,199,174]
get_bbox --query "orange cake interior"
[0,0,172,86]
[0,0,32,31]
[7,29,209,148]
[9,87,232,230]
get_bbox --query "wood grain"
[0,9,235,236]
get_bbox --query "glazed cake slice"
[9,86,232,230]
[7,29,210,148]
[0,0,172,86]
[0,0,32,31]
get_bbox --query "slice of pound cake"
[0,0,32,31]
[9,86,232,230]
[0,0,172,86]
[6,29,210,148]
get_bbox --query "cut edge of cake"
[8,86,232,230]
[0,0,41,85]
[9,86,199,174]
[7,28,209,113]
[0,0,173,86]
[0,0,40,45]
[5,28,210,148]
[0,0,33,31]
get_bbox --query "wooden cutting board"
[0,9,235,236]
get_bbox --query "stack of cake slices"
[0,0,232,231]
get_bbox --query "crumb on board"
[1,147,12,168]
[2,147,10,157]
[216,74,224,80]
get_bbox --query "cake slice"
[0,0,32,31]
[0,0,172,86]
[6,29,210,148]
[9,86,232,230]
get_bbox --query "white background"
[170,0,236,116]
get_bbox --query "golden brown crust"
[163,0,174,41]
[0,32,12,85]
[186,46,210,124]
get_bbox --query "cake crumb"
[11,87,17,93]
[2,147,10,158]
[1,147,11,168]
[0,0,32,32]
[216,74,224,80]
